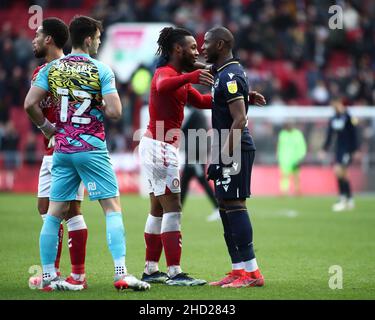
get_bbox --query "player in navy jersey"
[319,98,360,211]
[202,26,266,288]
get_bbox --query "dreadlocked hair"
[155,27,192,66]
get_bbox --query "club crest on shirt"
[226,80,238,94]
[172,178,180,188]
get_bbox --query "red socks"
[161,231,182,266]
[144,212,182,269]
[145,233,163,262]
[66,215,88,277]
[68,228,88,274]
[54,223,64,271]
[161,212,182,267]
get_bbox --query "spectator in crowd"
[0,0,374,164]
[23,132,39,166]
[0,121,20,190]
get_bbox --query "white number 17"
[57,87,92,124]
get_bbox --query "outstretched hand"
[249,91,266,106]
[198,70,214,87]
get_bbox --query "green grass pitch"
[0,193,374,300]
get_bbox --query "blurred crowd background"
[0,0,375,191]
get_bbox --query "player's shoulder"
[32,58,61,84]
[84,56,114,76]
[293,128,304,136]
[31,63,47,81]
[219,61,246,81]
[40,57,63,73]
[155,65,178,76]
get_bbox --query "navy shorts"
[335,151,352,167]
[214,150,255,200]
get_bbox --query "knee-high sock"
[67,215,88,276]
[54,224,64,271]
[337,177,346,197]
[161,212,182,273]
[226,206,255,263]
[106,212,127,275]
[40,215,62,278]
[41,214,63,272]
[342,178,352,199]
[144,214,163,274]
[219,208,243,266]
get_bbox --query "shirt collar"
[213,58,240,73]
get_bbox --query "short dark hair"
[42,18,69,49]
[156,27,192,58]
[207,26,234,50]
[69,15,103,48]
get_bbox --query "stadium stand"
[0,0,374,193]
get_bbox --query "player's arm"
[221,74,250,158]
[25,63,56,138]
[319,119,333,160]
[193,61,213,73]
[24,86,55,138]
[323,119,333,152]
[103,92,122,120]
[187,85,212,109]
[222,98,248,158]
[156,69,214,93]
[99,64,122,120]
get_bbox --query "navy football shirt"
[211,59,256,153]
[323,111,359,153]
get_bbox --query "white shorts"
[139,136,181,196]
[38,155,85,200]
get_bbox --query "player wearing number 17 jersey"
[25,15,149,292]
[28,18,87,291]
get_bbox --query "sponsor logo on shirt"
[87,182,97,191]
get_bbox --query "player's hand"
[249,91,266,106]
[38,119,56,139]
[47,135,55,148]
[193,61,212,73]
[198,70,214,87]
[204,64,213,74]
[207,164,222,181]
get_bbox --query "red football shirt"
[145,64,212,146]
[31,64,55,156]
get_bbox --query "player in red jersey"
[139,27,214,285]
[28,18,88,290]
